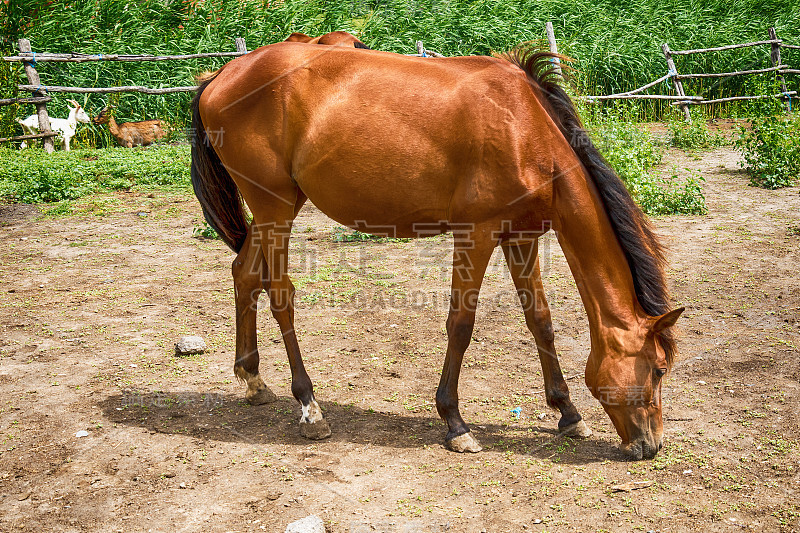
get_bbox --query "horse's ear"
[652,308,684,333]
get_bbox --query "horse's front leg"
[232,225,277,405]
[437,229,496,453]
[501,239,591,437]
[254,218,330,440]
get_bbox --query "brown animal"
[93,106,167,148]
[191,41,684,460]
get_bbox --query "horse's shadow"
[98,390,626,464]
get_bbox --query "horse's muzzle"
[621,436,663,460]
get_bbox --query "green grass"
[0,104,708,217]
[1,0,799,140]
[332,226,411,243]
[668,118,727,150]
[734,113,800,189]
[0,145,190,203]
[586,110,707,215]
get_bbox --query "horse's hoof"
[246,386,277,405]
[560,419,592,438]
[300,419,331,440]
[446,432,482,453]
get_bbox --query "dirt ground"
[0,145,798,533]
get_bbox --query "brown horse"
[191,40,684,460]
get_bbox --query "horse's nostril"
[658,442,663,451]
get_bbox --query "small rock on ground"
[175,336,206,356]
[285,515,325,533]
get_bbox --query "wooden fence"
[579,26,799,120]
[0,37,443,152]
[0,37,249,151]
[3,27,798,150]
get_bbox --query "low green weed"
[588,113,707,215]
[0,145,191,203]
[734,114,800,189]
[634,169,708,216]
[192,221,219,240]
[668,118,726,150]
[332,226,410,243]
[332,227,383,242]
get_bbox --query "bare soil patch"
[0,147,798,532]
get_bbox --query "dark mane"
[500,45,677,367]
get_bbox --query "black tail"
[503,45,677,366]
[191,71,249,253]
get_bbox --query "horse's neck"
[553,169,641,345]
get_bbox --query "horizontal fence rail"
[583,94,703,102]
[674,64,788,79]
[0,96,51,105]
[2,51,247,63]
[674,90,798,106]
[17,84,200,94]
[0,131,58,143]
[670,39,782,55]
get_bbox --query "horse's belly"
[292,133,460,237]
[296,170,452,238]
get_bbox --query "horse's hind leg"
[436,229,496,453]
[253,207,330,440]
[232,225,277,405]
[502,239,591,438]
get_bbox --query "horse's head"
[584,307,683,460]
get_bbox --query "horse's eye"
[655,368,667,378]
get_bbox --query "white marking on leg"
[300,399,324,424]
[245,373,265,396]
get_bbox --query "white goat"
[17,99,91,151]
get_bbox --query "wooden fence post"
[545,22,562,76]
[661,43,691,121]
[769,27,791,113]
[18,38,54,152]
[235,37,247,54]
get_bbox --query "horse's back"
[199,42,559,233]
